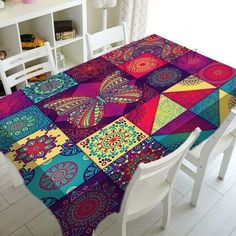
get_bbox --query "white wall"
[86,0,120,33]
[146,0,236,68]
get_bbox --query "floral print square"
[22,73,78,103]
[118,53,167,79]
[78,117,149,169]
[6,126,69,171]
[49,171,124,236]
[0,106,51,152]
[20,144,96,207]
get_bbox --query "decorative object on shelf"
[0,50,7,60]
[23,0,36,4]
[54,20,76,41]
[20,34,44,50]
[57,52,66,69]
[0,0,4,9]
[28,73,47,82]
[92,0,117,30]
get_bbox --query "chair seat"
[127,179,169,221]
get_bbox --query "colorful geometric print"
[195,62,236,87]
[20,148,96,206]
[43,71,142,129]
[6,127,69,171]
[142,64,189,92]
[22,73,78,103]
[0,106,51,151]
[106,137,168,189]
[0,91,32,120]
[65,57,118,83]
[151,95,186,134]
[49,171,124,236]
[118,53,167,78]
[78,117,149,169]
[220,76,236,97]
[170,50,213,74]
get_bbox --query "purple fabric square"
[0,91,32,120]
[170,50,213,74]
[50,171,124,236]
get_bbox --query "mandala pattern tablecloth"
[0,34,235,236]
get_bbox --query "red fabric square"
[118,53,167,79]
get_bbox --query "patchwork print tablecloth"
[0,34,236,236]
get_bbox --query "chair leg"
[218,140,235,180]
[161,193,171,229]
[191,162,207,207]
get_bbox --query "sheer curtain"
[119,0,149,42]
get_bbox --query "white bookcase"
[0,0,87,73]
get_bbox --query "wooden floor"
[0,149,236,236]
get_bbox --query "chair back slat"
[119,127,201,223]
[86,22,128,60]
[0,42,56,95]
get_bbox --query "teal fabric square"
[20,148,96,206]
[22,73,78,103]
[0,105,51,150]
[220,76,236,97]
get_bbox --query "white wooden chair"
[93,128,201,236]
[85,22,128,60]
[0,42,56,95]
[181,108,236,206]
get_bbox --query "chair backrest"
[201,108,236,159]
[119,127,201,222]
[85,22,128,60]
[0,42,56,95]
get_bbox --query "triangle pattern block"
[153,110,217,135]
[125,95,160,134]
[151,94,186,134]
[219,89,236,123]
[164,88,215,109]
[190,90,220,127]
[220,76,236,97]
[164,75,216,93]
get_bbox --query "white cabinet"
[0,0,87,72]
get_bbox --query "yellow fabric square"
[78,117,149,169]
[6,127,69,171]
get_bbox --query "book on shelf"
[55,29,76,41]
[54,20,73,33]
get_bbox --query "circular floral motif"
[127,57,158,74]
[147,67,182,88]
[202,64,233,84]
[34,78,64,95]
[179,75,202,86]
[101,132,125,149]
[39,161,78,190]
[1,115,35,138]
[72,197,100,220]
[132,45,162,58]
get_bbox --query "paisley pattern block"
[78,117,149,169]
[43,71,142,129]
[195,62,236,87]
[171,50,213,74]
[0,106,51,151]
[20,150,96,205]
[6,127,69,171]
[49,171,124,236]
[118,53,167,78]
[65,57,117,83]
[106,137,168,189]
[22,73,78,103]
[0,91,32,120]
[151,95,186,134]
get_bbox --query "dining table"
[0,34,235,236]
